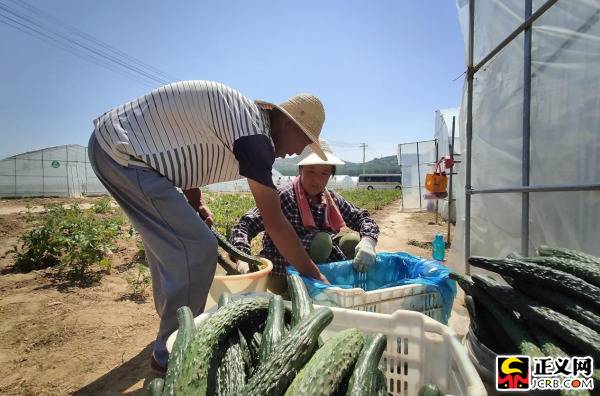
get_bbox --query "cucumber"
[216,336,247,396]
[469,256,600,309]
[212,227,262,272]
[243,307,334,396]
[162,306,194,396]
[259,295,285,363]
[452,273,543,358]
[508,279,600,333]
[217,251,243,275]
[288,274,314,327]
[217,292,232,308]
[518,256,600,287]
[417,384,443,396]
[215,292,250,396]
[146,377,164,396]
[538,245,600,265]
[285,328,365,396]
[174,297,270,395]
[346,333,387,396]
[472,275,600,359]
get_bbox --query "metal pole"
[42,150,45,196]
[416,142,422,210]
[399,144,404,209]
[14,157,17,197]
[66,146,70,197]
[522,0,533,256]
[435,138,439,225]
[469,183,600,194]
[447,116,456,245]
[465,0,475,275]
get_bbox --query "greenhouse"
[0,144,106,197]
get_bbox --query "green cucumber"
[508,279,600,333]
[288,274,314,327]
[215,292,250,396]
[212,227,261,272]
[243,307,334,396]
[285,328,365,396]
[217,251,243,275]
[162,306,194,396]
[217,292,232,308]
[146,377,164,396]
[518,256,600,287]
[174,297,270,395]
[259,295,285,363]
[417,384,443,396]
[451,273,544,358]
[469,256,600,308]
[346,333,387,396]
[538,245,600,265]
[216,336,247,396]
[472,275,600,359]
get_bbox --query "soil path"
[0,197,467,395]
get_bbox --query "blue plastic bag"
[287,252,457,323]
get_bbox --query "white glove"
[353,237,377,272]
[235,260,250,274]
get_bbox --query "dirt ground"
[0,196,466,395]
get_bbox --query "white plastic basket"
[166,306,486,396]
[312,280,446,323]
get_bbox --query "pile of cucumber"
[146,274,393,396]
[452,245,600,394]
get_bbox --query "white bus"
[357,174,402,190]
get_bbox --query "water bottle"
[432,233,446,261]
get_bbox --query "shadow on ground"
[73,343,159,395]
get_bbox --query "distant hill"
[274,155,402,176]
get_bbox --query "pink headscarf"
[292,176,346,232]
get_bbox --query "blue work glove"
[353,237,377,272]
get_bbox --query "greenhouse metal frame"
[463,0,600,273]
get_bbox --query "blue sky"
[0,0,465,162]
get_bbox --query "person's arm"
[183,188,214,226]
[248,179,327,282]
[229,207,265,253]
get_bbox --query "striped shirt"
[230,183,380,276]
[93,81,273,189]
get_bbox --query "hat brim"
[255,100,328,161]
[297,152,345,166]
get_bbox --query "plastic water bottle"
[432,234,446,261]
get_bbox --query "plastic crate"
[312,280,446,323]
[166,305,486,396]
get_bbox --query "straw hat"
[297,139,345,166]
[255,93,327,160]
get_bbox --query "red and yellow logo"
[497,356,530,391]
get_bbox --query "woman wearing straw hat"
[230,140,380,294]
[87,80,330,373]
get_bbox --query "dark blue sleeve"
[233,134,276,189]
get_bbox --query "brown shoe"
[150,355,167,375]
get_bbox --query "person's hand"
[353,237,377,272]
[318,272,330,285]
[197,204,214,227]
[235,260,250,274]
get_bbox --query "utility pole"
[360,143,367,174]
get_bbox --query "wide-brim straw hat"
[255,93,327,161]
[297,139,344,166]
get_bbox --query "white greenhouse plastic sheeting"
[397,140,437,210]
[434,108,461,222]
[0,145,107,197]
[454,0,600,266]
